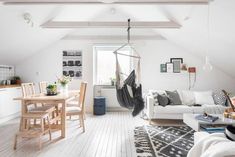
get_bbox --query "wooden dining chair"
[14,112,52,150]
[14,83,55,150]
[21,83,55,114]
[66,82,87,133]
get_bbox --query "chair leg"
[19,117,23,131]
[79,115,82,128]
[47,117,52,141]
[83,113,86,120]
[13,134,17,150]
[81,115,85,133]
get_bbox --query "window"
[93,45,133,85]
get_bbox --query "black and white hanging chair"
[113,19,144,116]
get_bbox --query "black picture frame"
[170,58,183,63]
[170,58,183,73]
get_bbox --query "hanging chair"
[113,19,144,116]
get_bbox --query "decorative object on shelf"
[170,58,183,73]
[160,64,167,73]
[181,64,188,71]
[46,84,58,96]
[166,62,173,73]
[58,75,71,93]
[160,58,184,73]
[13,76,21,85]
[63,50,82,79]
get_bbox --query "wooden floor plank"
[0,112,149,157]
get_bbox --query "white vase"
[60,84,68,93]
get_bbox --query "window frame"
[93,44,133,85]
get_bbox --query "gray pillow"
[157,94,170,107]
[166,90,182,105]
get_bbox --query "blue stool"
[94,97,106,115]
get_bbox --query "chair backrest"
[21,83,35,97]
[79,82,87,113]
[39,81,48,94]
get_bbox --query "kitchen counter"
[0,85,21,89]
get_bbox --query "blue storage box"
[94,97,106,115]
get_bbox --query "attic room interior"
[1,0,235,157]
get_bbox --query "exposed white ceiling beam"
[62,35,166,40]
[2,0,208,5]
[41,21,181,29]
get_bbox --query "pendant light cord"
[127,19,131,44]
[207,2,210,55]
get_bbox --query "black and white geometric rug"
[134,125,195,157]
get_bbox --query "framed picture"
[160,64,167,73]
[170,58,183,63]
[62,50,82,79]
[170,58,183,73]
[166,62,174,73]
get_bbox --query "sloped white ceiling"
[0,5,70,64]
[0,0,235,78]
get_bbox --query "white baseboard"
[106,107,129,112]
[0,112,20,124]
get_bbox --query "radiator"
[100,88,128,111]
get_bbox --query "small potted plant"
[110,77,116,86]
[57,75,72,93]
[46,84,57,96]
[13,76,21,85]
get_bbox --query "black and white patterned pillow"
[212,91,227,106]
[152,91,159,106]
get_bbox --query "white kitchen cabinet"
[0,87,22,123]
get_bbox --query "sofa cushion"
[166,90,182,105]
[157,94,170,107]
[194,91,214,105]
[148,90,166,106]
[180,90,195,106]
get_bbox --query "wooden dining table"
[14,90,79,138]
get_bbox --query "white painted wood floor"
[0,112,147,157]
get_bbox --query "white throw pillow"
[181,90,195,106]
[194,91,215,105]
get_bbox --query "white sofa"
[146,90,228,121]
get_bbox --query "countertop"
[0,85,21,89]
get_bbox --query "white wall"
[16,40,94,111]
[16,40,235,112]
[136,41,235,93]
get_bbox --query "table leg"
[20,100,27,131]
[61,101,66,138]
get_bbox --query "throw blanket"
[187,133,235,157]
